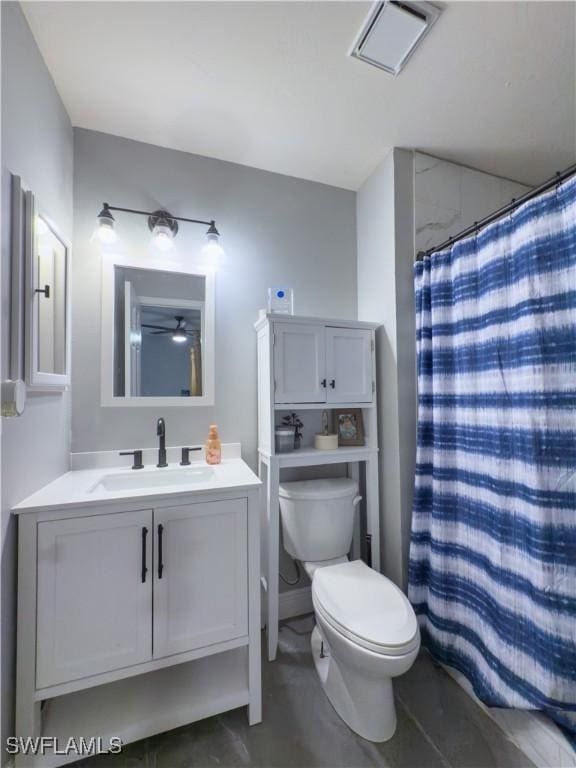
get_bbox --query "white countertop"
[13,458,261,514]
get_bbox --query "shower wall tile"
[415,201,463,253]
[415,153,462,212]
[460,169,503,224]
[499,178,532,207]
[414,153,531,253]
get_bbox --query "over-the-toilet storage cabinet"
[273,323,374,405]
[16,490,260,768]
[255,313,380,662]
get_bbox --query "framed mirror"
[101,256,215,406]
[24,191,71,390]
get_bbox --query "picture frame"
[334,408,365,447]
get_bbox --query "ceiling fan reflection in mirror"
[141,315,200,344]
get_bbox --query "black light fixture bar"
[103,203,215,228]
[94,202,224,255]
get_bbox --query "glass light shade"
[152,224,175,251]
[95,217,117,244]
[201,233,225,262]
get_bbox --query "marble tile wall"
[414,152,531,253]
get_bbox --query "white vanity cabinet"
[14,468,261,768]
[36,509,154,688]
[273,321,373,404]
[153,499,248,658]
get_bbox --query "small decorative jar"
[275,427,295,453]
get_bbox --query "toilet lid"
[279,477,358,501]
[312,560,419,654]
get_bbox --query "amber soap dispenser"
[205,424,222,465]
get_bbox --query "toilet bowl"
[311,559,420,742]
[279,479,420,742]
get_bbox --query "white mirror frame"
[100,253,215,407]
[24,190,72,391]
[10,174,26,382]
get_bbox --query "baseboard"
[278,586,313,620]
[442,663,576,768]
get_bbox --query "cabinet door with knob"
[36,509,153,688]
[326,327,373,403]
[273,323,326,403]
[153,499,248,659]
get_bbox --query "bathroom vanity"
[13,453,261,767]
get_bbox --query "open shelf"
[274,401,375,410]
[35,648,248,768]
[262,445,378,468]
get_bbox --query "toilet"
[279,478,420,743]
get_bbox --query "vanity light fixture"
[148,210,178,252]
[94,204,118,244]
[94,202,223,258]
[201,221,225,263]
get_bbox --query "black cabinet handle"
[35,284,50,299]
[321,379,327,388]
[141,527,148,583]
[158,524,164,579]
[329,379,336,389]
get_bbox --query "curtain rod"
[415,162,576,261]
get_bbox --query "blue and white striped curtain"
[408,173,576,737]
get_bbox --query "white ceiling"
[22,1,576,190]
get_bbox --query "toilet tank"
[279,478,360,562]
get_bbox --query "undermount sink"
[91,466,215,493]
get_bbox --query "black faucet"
[156,418,168,468]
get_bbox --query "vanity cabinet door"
[326,327,373,403]
[273,323,326,403]
[153,499,248,659]
[36,510,153,689]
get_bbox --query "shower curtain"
[408,173,576,737]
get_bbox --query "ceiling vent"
[350,1,441,76]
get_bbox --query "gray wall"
[1,2,73,757]
[73,129,356,597]
[72,129,357,469]
[356,148,416,590]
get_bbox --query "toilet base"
[311,626,397,743]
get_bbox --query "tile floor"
[77,615,534,768]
